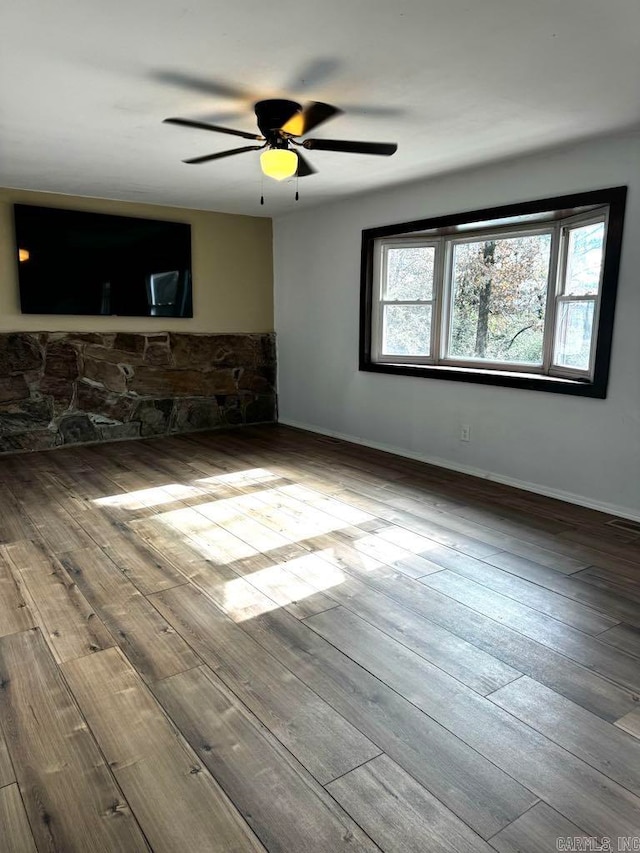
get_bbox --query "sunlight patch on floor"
[319,544,384,574]
[253,558,346,593]
[278,484,375,525]
[91,468,281,511]
[220,576,280,622]
[158,505,258,562]
[350,527,438,561]
[195,489,356,540]
[142,484,358,568]
[276,551,348,589]
[92,467,388,612]
[194,468,280,486]
[222,556,346,622]
[93,483,204,510]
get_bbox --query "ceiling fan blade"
[340,104,406,118]
[302,138,397,156]
[154,71,252,100]
[295,152,317,177]
[164,117,263,141]
[282,58,342,93]
[197,109,247,124]
[281,102,342,137]
[183,145,265,165]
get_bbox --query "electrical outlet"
[460,424,471,442]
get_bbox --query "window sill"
[360,360,606,398]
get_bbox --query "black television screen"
[14,204,193,317]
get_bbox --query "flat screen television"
[14,204,193,317]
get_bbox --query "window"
[360,187,627,398]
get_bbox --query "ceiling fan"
[163,98,398,182]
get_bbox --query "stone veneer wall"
[0,332,276,453]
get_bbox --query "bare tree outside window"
[448,234,552,363]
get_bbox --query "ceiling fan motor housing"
[255,99,301,144]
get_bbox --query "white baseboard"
[278,417,640,523]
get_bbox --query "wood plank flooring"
[0,424,639,852]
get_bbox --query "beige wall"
[0,188,273,333]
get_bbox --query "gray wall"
[274,132,640,519]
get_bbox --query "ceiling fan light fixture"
[260,148,298,181]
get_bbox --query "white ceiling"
[2,0,639,216]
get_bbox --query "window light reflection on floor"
[159,505,258,562]
[93,483,205,510]
[349,529,438,560]
[194,468,280,486]
[221,553,346,622]
[90,467,438,608]
[157,489,357,548]
[91,468,281,511]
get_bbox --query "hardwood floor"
[0,424,639,852]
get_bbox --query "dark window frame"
[359,186,627,398]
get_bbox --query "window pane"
[447,234,552,364]
[564,222,604,295]
[554,300,595,370]
[385,246,434,300]
[382,304,432,356]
